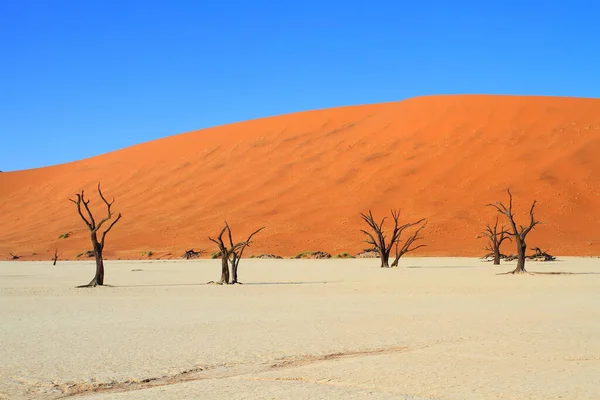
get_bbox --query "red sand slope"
[1,95,600,260]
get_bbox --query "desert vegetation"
[487,189,540,274]
[479,216,511,265]
[70,183,122,287]
[292,251,332,259]
[208,222,264,284]
[182,249,203,259]
[333,252,355,259]
[360,210,427,268]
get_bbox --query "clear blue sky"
[1,1,599,171]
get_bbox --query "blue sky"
[1,1,599,171]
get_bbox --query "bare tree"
[227,225,265,284]
[479,216,511,265]
[70,183,122,287]
[391,221,427,267]
[360,210,425,268]
[487,189,540,274]
[208,222,264,284]
[208,224,232,284]
[52,249,59,266]
[183,249,203,259]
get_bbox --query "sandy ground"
[2,95,600,259]
[1,257,599,399]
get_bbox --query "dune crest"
[1,95,600,259]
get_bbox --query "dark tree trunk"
[380,251,390,268]
[514,240,527,274]
[231,254,239,284]
[220,255,230,284]
[52,249,58,266]
[493,248,501,265]
[90,235,105,286]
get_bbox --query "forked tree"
[70,183,122,287]
[360,210,426,268]
[227,225,265,284]
[208,222,264,284]
[487,189,540,274]
[391,221,427,267]
[479,216,511,265]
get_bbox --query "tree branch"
[69,193,93,229]
[100,213,122,249]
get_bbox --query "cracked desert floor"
[1,257,599,399]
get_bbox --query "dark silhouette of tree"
[391,221,427,267]
[70,183,122,287]
[227,225,265,284]
[208,222,264,284]
[487,189,540,274]
[479,216,511,265]
[360,210,425,268]
[183,249,203,259]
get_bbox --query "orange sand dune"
[1,95,600,260]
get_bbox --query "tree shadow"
[405,265,485,269]
[496,271,600,276]
[242,281,334,285]
[112,281,333,288]
[113,283,209,288]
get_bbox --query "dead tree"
[487,189,540,274]
[208,222,264,284]
[52,249,59,266]
[183,249,203,259]
[479,216,511,265]
[9,253,19,260]
[360,210,425,268]
[208,224,232,284]
[70,183,122,287]
[391,221,427,267]
[227,225,265,284]
[528,247,556,261]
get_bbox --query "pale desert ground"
[1,257,599,399]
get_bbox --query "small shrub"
[250,254,283,259]
[292,251,331,259]
[76,250,94,259]
[333,252,355,259]
[292,251,312,259]
[142,251,153,257]
[58,232,72,239]
[210,251,222,259]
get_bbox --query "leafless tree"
[208,222,264,284]
[183,249,203,259]
[227,225,265,284]
[9,253,19,260]
[360,210,425,268]
[52,249,59,266]
[70,183,122,287]
[487,189,540,274]
[479,216,511,265]
[391,221,427,267]
[209,224,232,284]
